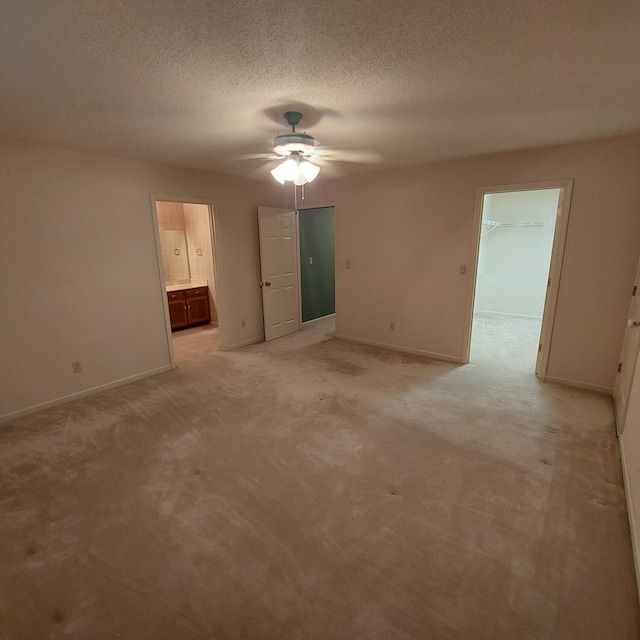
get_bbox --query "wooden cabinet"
[167,286,210,331]
[167,290,189,330]
[185,287,210,325]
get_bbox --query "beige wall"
[300,135,640,392]
[0,140,273,421]
[2,134,639,421]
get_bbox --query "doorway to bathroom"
[467,181,572,377]
[153,198,222,365]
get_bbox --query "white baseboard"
[0,365,172,425]
[223,335,263,351]
[335,334,462,364]
[544,375,612,395]
[301,314,335,330]
[618,437,640,604]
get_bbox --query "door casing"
[614,256,640,435]
[150,194,224,368]
[463,179,574,379]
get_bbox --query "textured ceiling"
[1,0,639,179]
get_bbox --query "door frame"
[293,198,337,335]
[296,205,337,328]
[150,194,225,368]
[462,179,574,379]
[613,256,640,435]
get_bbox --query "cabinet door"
[186,288,210,325]
[167,292,189,330]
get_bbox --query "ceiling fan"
[260,111,382,185]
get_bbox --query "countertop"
[165,279,208,293]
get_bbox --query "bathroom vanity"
[166,281,210,331]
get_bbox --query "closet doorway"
[153,198,222,366]
[466,181,572,377]
[298,206,336,336]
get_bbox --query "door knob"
[628,319,640,328]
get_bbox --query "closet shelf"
[482,219,554,227]
[481,219,555,236]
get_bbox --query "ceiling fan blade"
[312,148,383,164]
[231,152,283,161]
[318,162,349,179]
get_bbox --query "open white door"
[614,256,640,435]
[535,187,571,378]
[258,207,300,341]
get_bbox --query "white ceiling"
[2,0,639,179]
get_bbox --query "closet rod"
[482,219,554,227]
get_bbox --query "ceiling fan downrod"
[283,111,303,132]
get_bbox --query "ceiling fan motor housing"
[274,111,317,155]
[274,132,317,155]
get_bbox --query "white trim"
[471,179,574,194]
[297,203,337,212]
[296,207,303,334]
[224,335,264,350]
[296,196,336,210]
[536,182,573,378]
[297,204,337,333]
[150,195,227,358]
[206,202,226,351]
[464,179,574,381]
[0,366,172,425]
[544,375,612,395]
[301,313,336,330]
[149,195,177,368]
[336,334,462,363]
[612,256,640,435]
[618,437,640,604]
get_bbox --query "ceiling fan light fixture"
[300,160,320,183]
[270,154,320,186]
[270,157,298,184]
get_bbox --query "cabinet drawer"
[167,290,186,301]
[186,286,208,298]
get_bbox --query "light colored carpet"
[470,312,541,374]
[172,323,220,363]
[1,331,638,639]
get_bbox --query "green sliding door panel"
[299,207,335,323]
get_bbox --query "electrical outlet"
[346,260,351,269]
[459,264,467,274]
[241,319,246,328]
[309,257,313,265]
[71,362,82,373]
[389,322,395,332]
